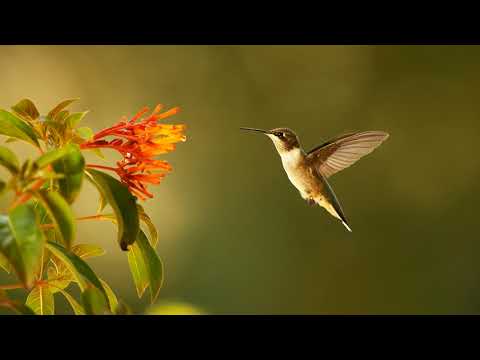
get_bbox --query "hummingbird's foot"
[306,198,316,206]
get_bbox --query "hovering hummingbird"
[240,127,389,232]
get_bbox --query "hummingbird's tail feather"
[341,220,352,232]
[317,198,353,232]
[315,176,352,233]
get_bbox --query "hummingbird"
[240,127,389,232]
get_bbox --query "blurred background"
[0,45,479,314]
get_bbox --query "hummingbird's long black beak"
[240,127,272,134]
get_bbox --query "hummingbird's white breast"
[279,147,312,200]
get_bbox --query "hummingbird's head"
[267,127,300,152]
[240,127,300,153]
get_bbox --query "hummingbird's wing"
[307,131,389,178]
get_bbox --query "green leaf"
[0,145,19,174]
[34,189,75,249]
[11,99,40,120]
[97,192,108,213]
[45,242,107,302]
[34,199,49,223]
[65,111,89,128]
[34,146,70,169]
[0,204,45,288]
[52,144,85,203]
[86,169,139,251]
[57,289,85,315]
[146,302,204,315]
[8,204,45,286]
[46,256,71,293]
[47,98,79,120]
[55,110,70,123]
[5,137,19,143]
[114,301,133,315]
[72,243,105,259]
[0,110,39,146]
[20,159,34,179]
[127,230,163,303]
[26,285,55,315]
[43,119,63,138]
[47,243,105,294]
[90,148,105,159]
[82,287,109,315]
[127,238,148,298]
[0,291,36,315]
[138,205,158,248]
[11,303,36,315]
[76,126,94,141]
[0,252,12,273]
[99,278,118,312]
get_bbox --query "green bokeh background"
[1,45,479,314]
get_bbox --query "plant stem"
[86,164,118,172]
[40,214,113,229]
[38,248,45,281]
[76,214,112,221]
[8,179,45,211]
[0,283,25,290]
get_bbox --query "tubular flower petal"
[81,105,185,200]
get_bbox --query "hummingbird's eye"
[277,132,284,138]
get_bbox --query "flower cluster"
[81,105,186,199]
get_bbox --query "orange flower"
[81,105,186,200]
